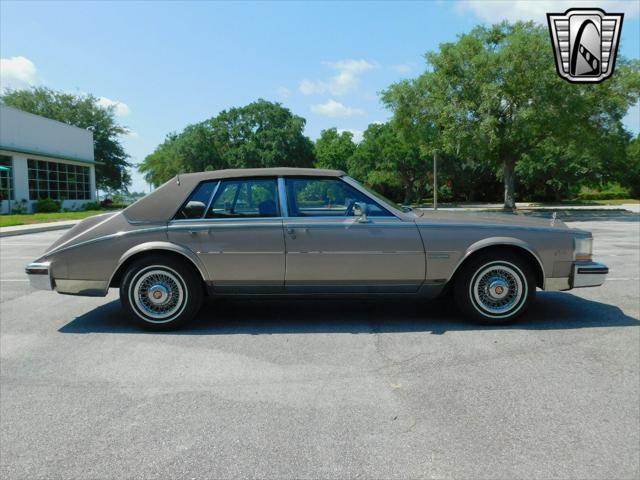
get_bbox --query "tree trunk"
[403,186,412,206]
[503,159,516,210]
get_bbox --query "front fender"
[450,236,546,282]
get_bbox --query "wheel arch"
[108,242,209,289]
[449,238,545,289]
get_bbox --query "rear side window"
[206,178,280,218]
[175,181,217,219]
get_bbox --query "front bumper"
[572,261,608,288]
[25,261,53,291]
[545,261,608,291]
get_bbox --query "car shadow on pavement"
[59,292,639,335]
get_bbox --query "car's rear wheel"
[454,252,535,324]
[120,255,203,330]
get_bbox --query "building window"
[28,159,91,200]
[0,155,13,201]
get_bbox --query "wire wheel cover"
[470,262,525,317]
[131,267,187,322]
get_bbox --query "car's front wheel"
[454,252,535,324]
[120,255,203,330]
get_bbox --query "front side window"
[206,178,280,218]
[286,177,391,217]
[175,181,218,219]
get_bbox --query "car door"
[168,177,285,293]
[283,177,425,293]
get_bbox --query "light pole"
[433,152,438,211]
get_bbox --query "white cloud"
[338,128,364,143]
[0,56,38,91]
[300,59,375,96]
[122,129,138,139]
[623,101,639,135]
[456,0,639,23]
[391,63,414,74]
[97,96,131,116]
[310,99,365,118]
[276,86,291,100]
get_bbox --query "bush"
[35,198,61,213]
[578,183,631,201]
[82,201,100,211]
[103,202,128,210]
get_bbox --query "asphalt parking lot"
[1,212,639,479]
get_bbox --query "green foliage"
[140,100,315,186]
[623,135,640,198]
[383,22,639,208]
[578,184,632,201]
[82,201,101,211]
[35,198,61,213]
[10,199,28,214]
[348,122,425,204]
[314,128,356,172]
[0,87,132,191]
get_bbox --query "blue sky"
[1,0,639,192]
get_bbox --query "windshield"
[343,176,407,212]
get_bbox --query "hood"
[414,210,569,229]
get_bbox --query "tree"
[624,135,640,198]
[0,87,131,191]
[349,122,424,204]
[140,99,315,186]
[401,22,639,208]
[314,128,356,171]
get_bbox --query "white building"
[0,105,97,213]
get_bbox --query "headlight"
[574,237,593,261]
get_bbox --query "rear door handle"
[189,228,213,235]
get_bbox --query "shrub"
[10,199,28,214]
[578,183,631,201]
[102,202,128,210]
[82,201,100,211]
[35,198,61,213]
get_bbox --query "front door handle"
[286,227,296,239]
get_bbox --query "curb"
[0,221,79,238]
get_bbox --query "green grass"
[0,210,106,228]
[590,198,639,205]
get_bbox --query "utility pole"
[433,151,438,211]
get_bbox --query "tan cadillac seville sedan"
[26,168,608,329]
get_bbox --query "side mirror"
[353,202,370,223]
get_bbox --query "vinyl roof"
[178,167,346,181]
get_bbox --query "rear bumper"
[545,261,608,291]
[25,261,108,296]
[572,261,608,288]
[25,262,53,291]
